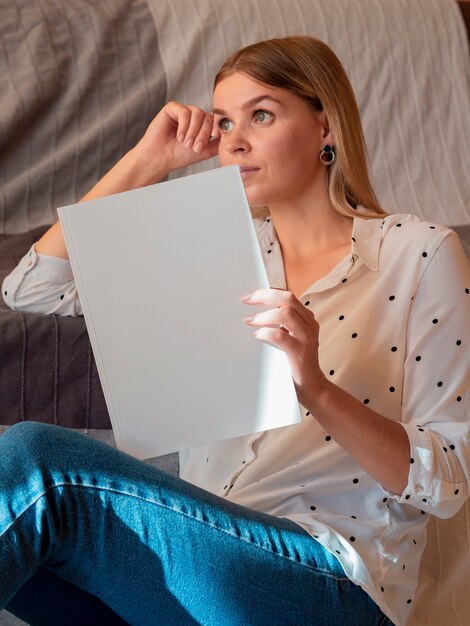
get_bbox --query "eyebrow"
[212,95,283,116]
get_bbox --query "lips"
[238,165,260,179]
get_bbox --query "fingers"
[242,288,299,307]
[242,288,318,347]
[242,288,314,326]
[244,306,313,346]
[241,289,323,403]
[243,306,301,335]
[139,102,220,172]
[168,103,217,154]
[251,326,296,351]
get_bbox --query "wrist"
[84,147,168,201]
[125,145,169,188]
[298,373,331,413]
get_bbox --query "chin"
[243,187,268,207]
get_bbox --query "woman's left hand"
[242,288,327,406]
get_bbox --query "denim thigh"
[1,422,392,626]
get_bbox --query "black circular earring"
[319,144,335,165]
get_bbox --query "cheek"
[269,133,309,167]
[216,134,231,166]
[217,143,228,166]
[279,133,318,173]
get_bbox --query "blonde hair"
[214,36,386,219]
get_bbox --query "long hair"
[214,36,386,219]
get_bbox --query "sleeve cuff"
[2,245,82,316]
[385,423,466,519]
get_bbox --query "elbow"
[2,278,17,311]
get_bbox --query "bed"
[1,1,469,624]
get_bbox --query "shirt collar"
[255,212,384,273]
[351,216,383,272]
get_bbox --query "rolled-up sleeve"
[388,232,470,518]
[2,245,82,316]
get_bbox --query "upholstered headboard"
[0,0,469,237]
[459,0,470,34]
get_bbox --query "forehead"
[212,72,294,111]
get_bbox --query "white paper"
[58,166,301,459]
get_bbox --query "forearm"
[35,147,168,260]
[306,380,410,495]
[34,102,218,260]
[243,288,412,495]
[79,145,168,203]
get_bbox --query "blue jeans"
[1,422,394,625]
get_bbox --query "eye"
[253,110,272,123]
[217,118,233,132]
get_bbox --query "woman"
[2,36,469,626]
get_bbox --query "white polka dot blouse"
[3,212,470,626]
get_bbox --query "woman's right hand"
[135,101,221,177]
[35,102,220,260]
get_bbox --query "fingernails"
[177,133,184,143]
[193,141,203,153]
[243,315,254,323]
[241,293,254,302]
[185,136,194,148]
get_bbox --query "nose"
[223,126,251,154]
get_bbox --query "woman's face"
[212,72,331,208]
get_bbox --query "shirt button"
[27,261,32,267]
[415,484,424,493]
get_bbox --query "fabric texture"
[1,422,393,626]
[0,0,167,235]
[0,228,109,429]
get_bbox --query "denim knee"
[4,420,55,447]
[1,421,67,471]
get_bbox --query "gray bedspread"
[0,227,110,427]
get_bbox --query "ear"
[318,110,334,146]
